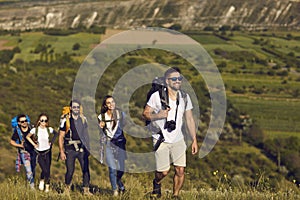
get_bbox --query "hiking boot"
[83,187,93,195]
[38,180,45,191]
[63,185,71,195]
[45,184,50,193]
[151,179,161,198]
[113,189,119,196]
[171,195,181,200]
[119,188,126,195]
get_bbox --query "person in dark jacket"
[58,99,92,195]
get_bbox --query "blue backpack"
[11,115,31,144]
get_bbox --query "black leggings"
[38,149,52,184]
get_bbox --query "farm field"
[1,29,299,137]
[194,31,300,136]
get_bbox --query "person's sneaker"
[171,195,181,200]
[63,185,71,195]
[29,183,35,190]
[113,189,119,196]
[83,187,93,195]
[38,180,45,191]
[45,184,50,193]
[151,179,161,198]
[119,188,126,195]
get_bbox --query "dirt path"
[0,40,13,50]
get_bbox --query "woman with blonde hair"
[26,113,58,192]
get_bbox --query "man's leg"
[152,141,170,198]
[65,150,76,186]
[173,166,185,196]
[20,152,34,188]
[171,139,186,197]
[78,151,90,187]
[29,150,37,180]
[78,150,92,195]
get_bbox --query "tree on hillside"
[72,43,81,51]
[245,123,265,147]
[0,50,14,65]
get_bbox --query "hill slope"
[0,0,299,30]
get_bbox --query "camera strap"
[174,92,180,123]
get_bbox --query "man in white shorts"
[143,67,198,199]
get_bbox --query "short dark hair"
[164,66,181,78]
[17,114,27,122]
[69,99,81,107]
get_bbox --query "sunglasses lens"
[169,76,183,81]
[40,119,48,122]
[72,106,80,109]
[20,120,28,123]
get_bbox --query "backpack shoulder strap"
[180,90,188,110]
[100,113,108,137]
[16,126,23,144]
[117,109,125,128]
[159,87,169,109]
[100,113,105,122]
[47,127,50,135]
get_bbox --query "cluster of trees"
[214,48,268,65]
[43,26,106,36]
[263,137,300,184]
[0,47,21,65]
[203,25,244,32]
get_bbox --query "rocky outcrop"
[0,0,299,30]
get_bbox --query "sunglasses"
[19,119,28,123]
[40,119,48,123]
[168,76,183,81]
[72,106,80,109]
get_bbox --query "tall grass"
[1,175,299,200]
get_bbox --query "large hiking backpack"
[60,105,86,139]
[145,77,169,126]
[11,115,31,144]
[60,106,71,133]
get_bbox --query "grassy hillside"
[0,29,300,198]
[0,175,299,200]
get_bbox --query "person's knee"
[175,167,185,177]
[161,170,169,177]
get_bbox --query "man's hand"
[60,151,66,161]
[157,107,170,119]
[191,139,198,155]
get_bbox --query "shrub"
[231,86,245,94]
[72,43,81,51]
